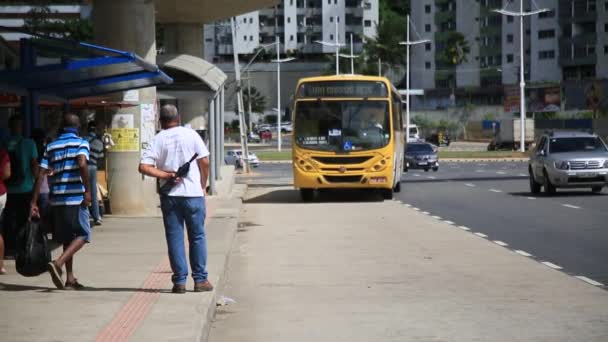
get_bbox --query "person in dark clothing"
[84,122,104,226]
[2,116,38,256]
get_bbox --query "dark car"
[405,142,439,172]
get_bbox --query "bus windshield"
[294,100,391,152]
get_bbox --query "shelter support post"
[215,90,221,180]
[208,96,217,195]
[93,0,157,215]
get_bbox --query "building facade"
[410,0,608,109]
[204,0,379,62]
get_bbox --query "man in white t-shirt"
[138,104,212,294]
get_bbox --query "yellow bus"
[291,75,406,201]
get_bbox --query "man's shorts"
[51,205,91,244]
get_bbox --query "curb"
[200,184,247,342]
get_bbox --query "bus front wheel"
[300,189,314,202]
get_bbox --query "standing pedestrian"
[30,113,92,290]
[0,147,11,274]
[138,104,213,294]
[84,122,104,226]
[2,115,38,257]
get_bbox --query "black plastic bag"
[16,219,51,277]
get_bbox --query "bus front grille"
[323,175,363,183]
[312,156,373,165]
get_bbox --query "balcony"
[345,6,364,16]
[297,7,322,16]
[559,54,596,67]
[559,33,597,46]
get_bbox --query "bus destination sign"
[297,81,388,98]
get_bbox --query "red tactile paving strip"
[96,200,217,342]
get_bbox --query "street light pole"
[399,15,430,143]
[315,18,345,75]
[271,36,296,152]
[493,1,550,152]
[230,17,250,172]
[339,34,359,74]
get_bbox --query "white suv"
[529,131,608,195]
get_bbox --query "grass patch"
[256,151,293,161]
[439,151,530,159]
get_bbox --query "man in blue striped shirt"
[31,113,92,290]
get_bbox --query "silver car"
[225,150,260,168]
[529,131,608,195]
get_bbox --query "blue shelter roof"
[0,28,172,101]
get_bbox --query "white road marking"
[412,207,420,211]
[527,197,536,200]
[497,171,506,175]
[427,176,436,179]
[476,170,485,173]
[431,215,442,220]
[541,262,563,270]
[458,226,471,231]
[562,204,581,209]
[474,232,488,238]
[414,174,421,177]
[575,276,604,287]
[519,173,528,177]
[515,250,533,257]
[421,211,430,215]
[489,189,503,193]
[444,220,455,225]
[465,183,476,187]
[493,240,509,247]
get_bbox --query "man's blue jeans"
[87,165,100,221]
[160,196,208,285]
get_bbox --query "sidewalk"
[209,187,608,341]
[0,184,246,342]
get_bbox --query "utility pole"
[399,15,429,143]
[493,1,550,152]
[315,18,344,75]
[247,69,253,132]
[230,17,250,172]
[339,33,359,75]
[271,36,296,152]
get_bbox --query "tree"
[242,86,267,115]
[438,32,471,67]
[23,4,93,42]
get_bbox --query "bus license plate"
[370,177,387,184]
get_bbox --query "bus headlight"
[296,157,315,172]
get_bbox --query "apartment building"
[410,0,608,108]
[0,3,91,49]
[204,0,379,62]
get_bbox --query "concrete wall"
[322,0,345,53]
[410,1,435,90]
[284,0,298,51]
[501,0,522,85]
[235,12,261,54]
[362,0,379,39]
[530,0,561,82]
[597,1,608,79]
[456,0,480,88]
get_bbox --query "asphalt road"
[236,161,608,286]
[399,161,608,286]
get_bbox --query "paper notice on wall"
[111,114,134,129]
[140,103,156,155]
[110,128,140,152]
[123,89,139,102]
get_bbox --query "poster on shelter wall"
[110,128,140,152]
[140,103,156,155]
[111,114,134,129]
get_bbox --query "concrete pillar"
[92,0,157,215]
[164,24,208,131]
